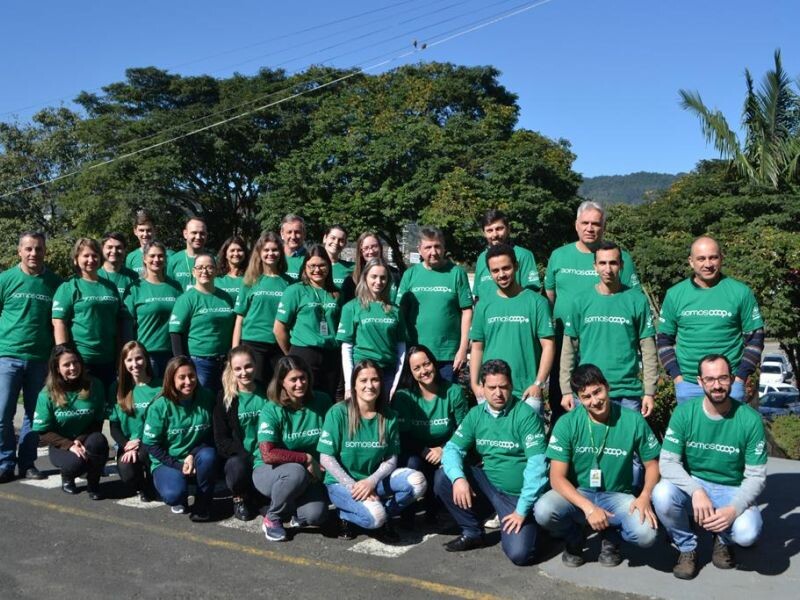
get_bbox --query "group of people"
[0,202,768,580]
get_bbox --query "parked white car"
[760,361,791,385]
[759,382,798,398]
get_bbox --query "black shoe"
[233,498,255,521]
[87,487,104,501]
[399,510,416,530]
[138,488,155,503]
[21,467,46,480]
[444,534,485,552]
[598,538,623,567]
[190,497,211,522]
[339,519,358,540]
[0,469,14,484]
[61,478,78,495]
[562,540,586,567]
[375,522,401,544]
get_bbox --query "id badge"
[589,468,602,488]
[319,320,329,336]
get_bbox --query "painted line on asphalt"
[0,491,505,600]
[350,533,437,558]
[115,496,165,509]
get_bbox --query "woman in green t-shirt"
[212,346,268,522]
[274,244,342,401]
[110,341,161,502]
[52,238,122,391]
[393,344,469,523]
[215,236,248,300]
[232,231,292,386]
[169,252,235,393]
[322,225,354,293]
[123,241,182,377]
[318,360,427,541]
[253,355,332,542]
[32,345,109,499]
[143,356,217,521]
[341,232,400,303]
[338,258,405,399]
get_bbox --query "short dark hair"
[479,359,512,384]
[324,224,348,238]
[698,354,731,376]
[184,215,207,228]
[479,209,509,229]
[18,231,46,246]
[485,243,517,267]
[419,226,445,244]
[593,240,621,263]
[101,231,127,248]
[133,209,155,227]
[570,363,609,395]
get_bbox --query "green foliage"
[579,172,681,205]
[650,374,677,439]
[769,415,800,460]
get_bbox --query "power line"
[1,0,557,199]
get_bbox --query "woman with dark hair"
[52,237,122,391]
[109,341,161,501]
[318,359,426,541]
[337,258,405,399]
[322,225,354,293]
[252,354,332,542]
[341,232,399,303]
[274,244,342,400]
[169,252,235,392]
[392,344,468,523]
[213,346,267,521]
[232,231,292,385]
[216,236,249,299]
[123,241,182,377]
[32,345,108,499]
[143,356,217,521]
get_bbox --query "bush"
[769,415,800,459]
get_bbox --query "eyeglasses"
[193,266,215,273]
[306,264,328,271]
[700,375,731,385]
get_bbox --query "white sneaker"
[285,516,303,529]
[484,514,501,529]
[171,504,188,515]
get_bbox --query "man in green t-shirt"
[535,364,660,568]
[436,359,548,565]
[472,209,541,302]
[167,216,209,291]
[281,214,307,280]
[657,236,764,405]
[125,210,155,277]
[0,232,62,482]
[544,201,640,422]
[397,227,473,383]
[470,243,554,416]
[653,354,767,579]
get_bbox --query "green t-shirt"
[392,381,468,449]
[233,386,270,459]
[255,390,332,467]
[108,379,162,440]
[336,299,405,368]
[564,286,655,398]
[216,274,243,300]
[658,276,764,379]
[98,266,138,298]
[317,401,400,484]
[0,265,63,361]
[142,387,215,470]
[470,289,555,398]
[32,377,106,439]
[473,244,541,300]
[234,274,293,344]
[168,287,235,356]
[286,253,306,281]
[275,283,340,349]
[123,279,183,353]
[547,403,660,494]
[52,277,121,363]
[544,243,640,325]
[662,398,767,487]
[166,249,197,291]
[397,262,473,361]
[332,260,355,292]
[450,397,546,496]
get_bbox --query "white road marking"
[116,496,165,509]
[349,533,437,558]
[18,475,62,489]
[219,517,262,533]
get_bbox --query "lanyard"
[586,411,610,468]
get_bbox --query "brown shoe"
[711,536,736,569]
[673,549,698,580]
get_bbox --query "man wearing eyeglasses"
[652,354,766,580]
[657,236,764,404]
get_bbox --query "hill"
[579,171,681,205]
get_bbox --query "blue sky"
[2,0,797,177]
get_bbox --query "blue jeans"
[0,357,48,474]
[675,379,745,405]
[652,478,762,552]
[436,361,456,384]
[152,446,217,506]
[534,488,657,548]
[435,465,538,566]
[191,356,224,393]
[326,467,427,529]
[611,396,644,492]
[148,352,173,379]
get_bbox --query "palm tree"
[679,50,800,190]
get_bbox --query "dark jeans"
[191,355,225,393]
[435,465,538,566]
[289,345,340,401]
[547,323,566,425]
[152,446,217,507]
[148,352,173,379]
[86,361,117,402]
[223,454,256,497]
[241,340,282,386]
[49,432,109,485]
[116,445,152,493]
